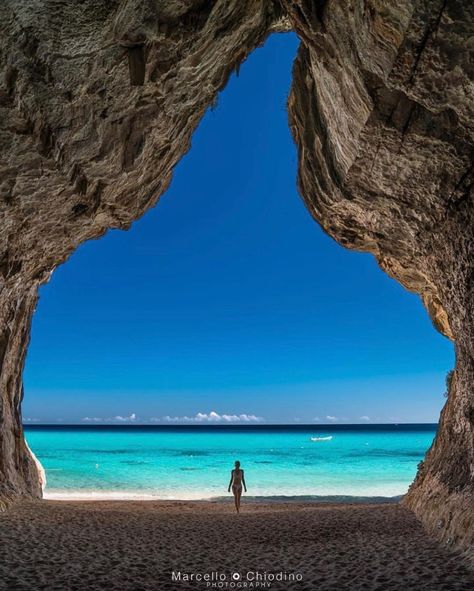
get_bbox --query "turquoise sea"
[24,425,436,501]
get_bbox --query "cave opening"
[21,33,454,501]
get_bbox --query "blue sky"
[23,33,453,425]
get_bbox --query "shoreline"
[43,490,404,503]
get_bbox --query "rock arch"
[0,0,472,556]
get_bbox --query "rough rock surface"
[285,0,473,559]
[0,0,472,558]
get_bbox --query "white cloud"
[326,415,337,421]
[313,417,321,421]
[82,413,137,423]
[114,413,137,422]
[23,417,40,423]
[163,411,262,423]
[81,411,262,424]
[360,415,370,421]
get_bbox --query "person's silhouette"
[227,460,247,513]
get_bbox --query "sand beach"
[1,500,473,591]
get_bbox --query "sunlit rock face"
[0,0,472,556]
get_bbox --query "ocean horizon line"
[24,422,438,430]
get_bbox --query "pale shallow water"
[25,425,436,500]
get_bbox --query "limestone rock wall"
[285,0,473,558]
[0,0,285,503]
[0,0,472,557]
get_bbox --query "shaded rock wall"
[285,0,473,557]
[0,0,472,557]
[0,0,287,503]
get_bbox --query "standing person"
[228,460,247,513]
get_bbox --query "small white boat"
[310,436,333,442]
